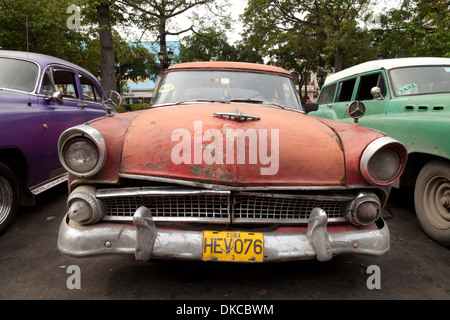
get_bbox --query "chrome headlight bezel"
[345,192,382,226]
[360,137,407,186]
[58,124,107,178]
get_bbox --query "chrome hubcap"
[0,176,13,224]
[423,176,450,229]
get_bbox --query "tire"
[0,163,19,236]
[414,160,450,246]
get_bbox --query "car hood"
[388,93,450,112]
[117,104,356,187]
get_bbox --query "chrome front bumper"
[57,206,390,262]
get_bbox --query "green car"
[307,57,450,245]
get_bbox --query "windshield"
[152,70,301,110]
[0,58,39,92]
[389,65,450,97]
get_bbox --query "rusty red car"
[57,61,407,262]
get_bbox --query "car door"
[353,71,389,117]
[3,92,51,188]
[328,77,358,120]
[40,66,105,174]
[78,72,108,116]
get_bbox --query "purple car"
[0,50,116,235]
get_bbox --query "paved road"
[0,184,449,303]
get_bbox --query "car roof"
[0,50,98,79]
[167,61,292,76]
[324,57,450,85]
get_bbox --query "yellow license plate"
[202,231,264,262]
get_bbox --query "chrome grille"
[98,187,350,224]
[98,188,230,223]
[233,193,348,223]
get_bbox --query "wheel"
[414,160,450,245]
[0,163,19,235]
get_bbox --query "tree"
[242,0,376,72]
[95,2,117,92]
[0,0,87,59]
[80,0,156,91]
[178,27,234,61]
[177,25,264,63]
[375,0,450,58]
[74,33,156,94]
[116,40,158,92]
[121,0,230,72]
[240,0,378,104]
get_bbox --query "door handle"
[78,103,88,109]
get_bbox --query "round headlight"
[360,137,407,186]
[63,138,99,174]
[346,193,381,226]
[58,125,107,177]
[368,148,401,182]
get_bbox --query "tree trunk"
[97,4,117,92]
[158,20,168,72]
[334,47,343,72]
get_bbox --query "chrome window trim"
[39,64,105,105]
[0,56,41,93]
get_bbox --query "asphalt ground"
[0,184,448,307]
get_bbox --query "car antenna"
[26,16,31,107]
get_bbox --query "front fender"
[308,107,339,120]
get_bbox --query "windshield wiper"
[160,99,291,110]
[171,99,230,105]
[195,99,230,104]
[229,98,287,109]
[229,98,264,104]
[265,102,287,109]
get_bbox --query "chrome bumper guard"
[57,206,390,262]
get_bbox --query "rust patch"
[146,162,168,169]
[189,164,235,182]
[332,134,344,152]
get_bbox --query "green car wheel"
[414,160,450,246]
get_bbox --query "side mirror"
[44,91,63,103]
[102,90,123,115]
[304,102,319,113]
[347,101,366,124]
[370,87,384,100]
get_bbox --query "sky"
[122,0,248,44]
[123,0,402,45]
[168,0,247,43]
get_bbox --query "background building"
[123,41,180,105]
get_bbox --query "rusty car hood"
[118,104,355,187]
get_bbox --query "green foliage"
[178,27,231,61]
[117,103,149,112]
[0,0,156,93]
[1,0,447,98]
[242,0,377,73]
[240,0,378,104]
[376,0,450,58]
[177,27,263,63]
[0,0,87,60]
[115,37,158,92]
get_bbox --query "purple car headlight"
[58,125,107,178]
